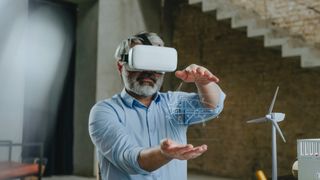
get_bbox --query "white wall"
[0,0,74,162]
[0,0,28,161]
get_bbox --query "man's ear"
[117,61,123,74]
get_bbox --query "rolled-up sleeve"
[88,103,150,175]
[212,89,226,115]
[167,90,226,125]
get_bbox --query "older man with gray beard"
[89,32,226,180]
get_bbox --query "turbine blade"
[268,86,279,114]
[247,117,268,123]
[271,120,286,143]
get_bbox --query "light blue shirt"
[89,89,225,180]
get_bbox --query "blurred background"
[0,0,320,179]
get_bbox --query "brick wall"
[163,4,320,179]
[230,0,320,44]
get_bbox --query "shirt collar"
[120,88,161,108]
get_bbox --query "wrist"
[159,148,173,160]
[195,81,213,87]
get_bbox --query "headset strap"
[135,33,152,45]
[121,33,151,62]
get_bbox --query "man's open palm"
[160,139,208,160]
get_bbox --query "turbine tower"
[247,86,286,180]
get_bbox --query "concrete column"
[73,1,98,176]
[73,0,162,175]
[96,0,161,99]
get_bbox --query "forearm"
[138,147,172,172]
[196,82,222,109]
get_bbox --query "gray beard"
[121,68,164,97]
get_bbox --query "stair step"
[202,0,218,12]
[264,29,290,47]
[282,38,308,57]
[264,36,289,47]
[301,48,320,67]
[231,10,256,28]
[282,45,307,58]
[249,19,271,37]
[188,0,203,5]
[216,5,237,20]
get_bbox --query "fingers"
[175,64,219,84]
[182,144,207,158]
[161,139,193,153]
[196,67,219,82]
[176,144,207,160]
[161,139,190,151]
[175,70,188,81]
[160,139,208,160]
[165,144,194,155]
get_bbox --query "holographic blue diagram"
[165,97,216,125]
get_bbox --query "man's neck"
[126,89,154,107]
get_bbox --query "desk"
[0,162,42,179]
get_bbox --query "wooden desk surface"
[0,161,39,179]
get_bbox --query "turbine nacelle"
[266,113,285,122]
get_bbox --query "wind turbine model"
[247,86,286,180]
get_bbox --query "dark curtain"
[51,45,75,175]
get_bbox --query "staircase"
[189,0,320,68]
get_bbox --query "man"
[89,32,226,180]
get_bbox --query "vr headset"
[122,34,177,73]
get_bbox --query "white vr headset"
[123,45,178,73]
